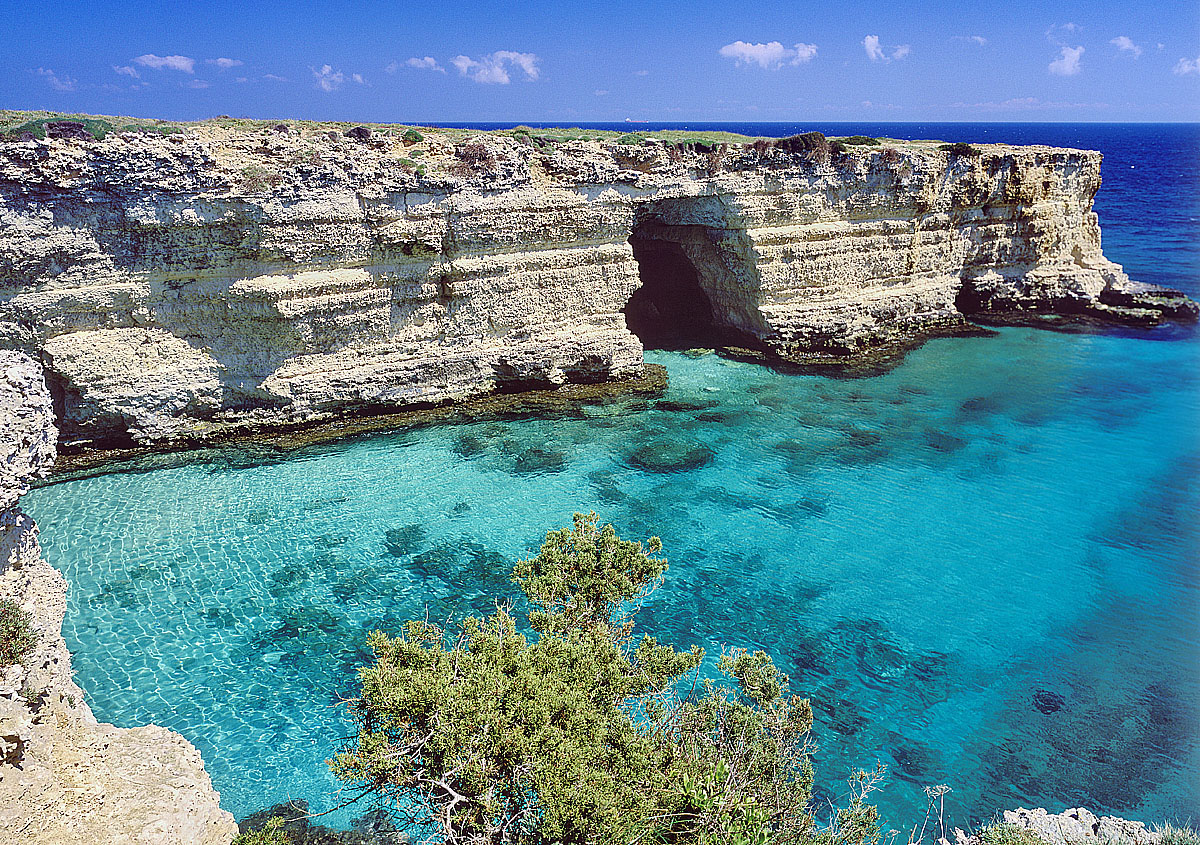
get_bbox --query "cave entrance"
[624,223,718,349]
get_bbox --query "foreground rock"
[0,350,236,843]
[1000,807,1162,845]
[0,118,1193,449]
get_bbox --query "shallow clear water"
[23,124,1200,830]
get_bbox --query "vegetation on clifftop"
[0,109,949,151]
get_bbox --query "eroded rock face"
[0,350,236,844]
[1,125,1193,446]
[1000,807,1162,845]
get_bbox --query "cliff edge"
[0,349,236,843]
[0,117,1193,450]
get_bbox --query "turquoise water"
[27,333,1200,828]
[23,124,1200,829]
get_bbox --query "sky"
[2,0,1198,124]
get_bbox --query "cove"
[24,326,1200,830]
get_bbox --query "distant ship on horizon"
[624,118,649,124]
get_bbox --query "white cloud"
[794,43,818,62]
[188,79,210,89]
[1048,22,1080,39]
[1110,36,1142,58]
[594,89,608,96]
[235,77,248,84]
[264,73,288,82]
[208,58,243,69]
[451,51,539,84]
[134,54,195,73]
[1049,45,1084,75]
[313,64,345,91]
[311,65,364,91]
[113,65,139,78]
[633,69,649,76]
[35,67,76,91]
[405,56,445,72]
[718,40,818,69]
[863,35,910,62]
[956,35,987,46]
[1174,56,1200,75]
[385,61,398,73]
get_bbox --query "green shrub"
[401,128,424,144]
[0,599,37,665]
[842,135,881,146]
[978,823,1048,845]
[233,816,288,845]
[1157,824,1200,845]
[331,513,837,845]
[938,142,981,157]
[616,133,647,145]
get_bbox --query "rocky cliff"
[0,118,1194,448]
[0,349,236,843]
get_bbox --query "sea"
[22,123,1200,832]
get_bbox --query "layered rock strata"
[0,121,1194,448]
[0,350,236,843]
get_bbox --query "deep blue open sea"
[23,123,1200,831]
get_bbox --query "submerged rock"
[626,437,715,473]
[1033,689,1067,714]
[382,524,427,558]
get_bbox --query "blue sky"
[3,0,1197,123]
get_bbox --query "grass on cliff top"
[0,110,765,144]
[0,111,971,157]
[1,109,917,148]
[0,110,185,139]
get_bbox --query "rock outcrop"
[999,807,1162,845]
[0,119,1194,449]
[0,350,236,843]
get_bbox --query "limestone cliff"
[0,119,1193,447]
[0,350,236,843]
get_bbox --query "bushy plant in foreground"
[0,599,38,666]
[330,513,856,845]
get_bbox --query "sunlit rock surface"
[1,121,1193,449]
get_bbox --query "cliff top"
[0,109,1017,151]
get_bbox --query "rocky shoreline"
[2,115,1196,842]
[2,115,1194,453]
[0,350,237,842]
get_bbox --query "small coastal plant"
[238,164,282,192]
[330,513,865,845]
[976,823,1048,845]
[938,142,981,158]
[1156,825,1200,845]
[0,599,38,665]
[451,140,497,175]
[232,816,289,845]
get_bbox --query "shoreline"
[43,363,668,482]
